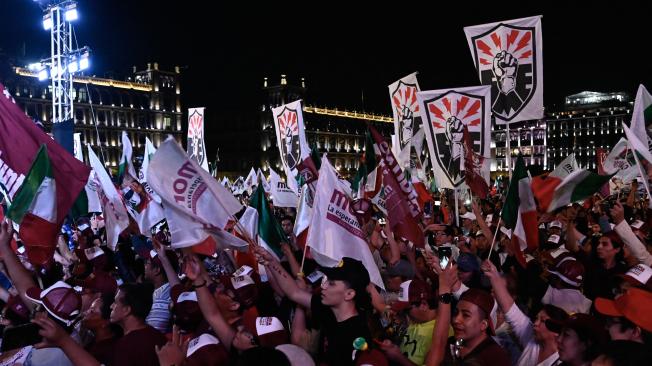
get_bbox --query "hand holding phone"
[438,246,452,269]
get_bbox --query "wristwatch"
[438,292,454,304]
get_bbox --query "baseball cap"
[545,313,608,348]
[244,316,289,348]
[5,295,30,321]
[618,264,652,291]
[549,220,563,229]
[171,284,203,332]
[25,281,82,326]
[276,344,315,366]
[392,279,432,312]
[460,212,476,221]
[321,257,370,294]
[547,257,585,288]
[459,289,496,335]
[595,288,652,332]
[184,333,230,366]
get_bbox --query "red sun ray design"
[507,29,519,49]
[411,93,419,112]
[457,96,469,115]
[519,50,532,60]
[442,98,452,115]
[429,103,445,121]
[477,40,493,57]
[514,31,531,53]
[490,33,501,49]
[462,100,481,120]
[405,87,412,101]
[468,118,481,126]
[480,58,491,65]
[393,95,402,109]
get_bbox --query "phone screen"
[1,323,43,352]
[438,246,452,269]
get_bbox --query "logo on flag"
[464,16,543,123]
[275,107,301,171]
[187,108,208,170]
[420,91,488,187]
[390,80,422,150]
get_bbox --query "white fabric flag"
[307,156,384,289]
[417,85,492,189]
[464,15,544,124]
[257,169,271,193]
[272,100,310,194]
[147,137,247,250]
[73,133,101,213]
[119,131,137,180]
[138,137,162,204]
[389,72,422,168]
[629,84,652,148]
[87,145,130,250]
[187,107,210,172]
[269,167,298,208]
[603,138,639,183]
[244,168,257,194]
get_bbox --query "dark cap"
[25,281,82,326]
[545,313,608,348]
[459,289,495,335]
[321,257,370,292]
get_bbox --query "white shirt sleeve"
[615,221,652,266]
[504,302,534,348]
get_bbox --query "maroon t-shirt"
[86,337,118,366]
[112,326,167,366]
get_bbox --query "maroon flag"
[369,126,424,247]
[462,126,490,199]
[0,82,90,264]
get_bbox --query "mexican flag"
[629,84,652,147]
[501,155,538,267]
[623,123,652,207]
[7,145,60,264]
[118,131,137,184]
[249,184,287,260]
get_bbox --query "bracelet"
[193,280,207,289]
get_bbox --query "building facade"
[2,62,184,168]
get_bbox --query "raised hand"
[493,50,518,94]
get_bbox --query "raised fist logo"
[492,51,518,94]
[399,105,414,147]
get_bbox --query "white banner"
[120,131,137,180]
[138,137,162,204]
[73,133,83,161]
[464,15,543,124]
[417,86,492,189]
[603,138,639,183]
[389,72,422,168]
[272,100,310,194]
[307,156,383,289]
[269,167,298,208]
[187,107,209,172]
[148,137,247,250]
[87,145,130,250]
[73,133,101,213]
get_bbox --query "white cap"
[632,220,645,230]
[623,264,652,285]
[460,212,476,221]
[177,291,198,303]
[547,234,561,244]
[549,220,563,229]
[256,316,285,335]
[230,274,255,290]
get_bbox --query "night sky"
[1,0,651,142]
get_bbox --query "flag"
[87,145,130,250]
[369,126,424,247]
[623,123,652,206]
[249,185,287,260]
[464,15,544,124]
[629,85,652,147]
[269,167,298,208]
[293,183,313,249]
[531,168,613,213]
[121,177,165,237]
[307,156,384,289]
[187,107,209,171]
[118,131,137,184]
[147,137,247,251]
[138,137,162,204]
[0,82,89,264]
[462,126,490,199]
[70,133,101,216]
[7,146,60,265]
[272,100,313,193]
[530,154,580,212]
[596,148,611,197]
[501,155,538,267]
[389,72,422,168]
[244,168,257,194]
[417,85,492,189]
[602,138,638,183]
[257,169,271,193]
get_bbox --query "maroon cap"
[355,349,389,366]
[25,281,81,326]
[184,333,230,366]
[86,271,117,297]
[220,274,259,309]
[459,289,496,335]
[243,316,288,348]
[5,295,30,321]
[170,284,203,332]
[392,279,432,312]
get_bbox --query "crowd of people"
[0,175,650,366]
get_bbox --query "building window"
[163,116,171,130]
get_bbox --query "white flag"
[87,145,130,250]
[257,169,271,193]
[119,131,137,180]
[307,156,384,289]
[72,133,101,213]
[187,107,210,172]
[272,100,310,194]
[269,167,298,208]
[630,85,652,148]
[138,137,161,204]
[148,137,247,250]
[389,72,422,168]
[603,138,638,183]
[244,168,257,194]
[464,15,544,124]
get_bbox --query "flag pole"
[298,241,309,277]
[454,188,460,227]
[506,122,512,180]
[487,216,503,260]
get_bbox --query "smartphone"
[150,220,171,246]
[438,246,452,269]
[434,200,441,206]
[378,217,387,226]
[427,232,436,249]
[1,323,43,352]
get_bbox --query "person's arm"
[290,278,310,346]
[367,282,387,314]
[384,224,401,266]
[255,246,311,308]
[280,243,301,277]
[0,220,38,311]
[183,253,236,350]
[627,181,638,207]
[472,202,493,239]
[425,262,457,366]
[32,313,101,366]
[611,202,652,266]
[153,239,180,287]
[155,325,189,366]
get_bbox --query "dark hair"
[541,304,568,326]
[99,292,115,320]
[118,283,154,321]
[280,216,294,224]
[148,250,179,282]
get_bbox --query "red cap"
[170,284,203,332]
[25,281,81,326]
[459,289,496,335]
[595,288,652,333]
[248,316,288,348]
[86,271,117,297]
[392,279,432,312]
[356,348,389,366]
[184,333,230,366]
